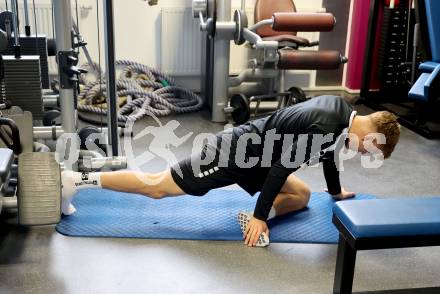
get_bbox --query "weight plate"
[18,152,61,225]
[287,87,307,106]
[43,109,61,126]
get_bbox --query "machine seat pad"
[262,35,310,46]
[333,197,440,238]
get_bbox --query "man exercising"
[61,95,400,247]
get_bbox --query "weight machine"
[193,0,347,124]
[0,0,129,225]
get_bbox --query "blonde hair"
[368,111,400,159]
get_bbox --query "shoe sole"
[237,211,270,247]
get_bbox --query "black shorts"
[170,144,269,196]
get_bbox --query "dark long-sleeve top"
[231,95,354,221]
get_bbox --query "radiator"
[0,2,56,74]
[160,7,202,76]
[160,7,253,76]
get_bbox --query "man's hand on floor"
[329,187,356,200]
[244,217,269,247]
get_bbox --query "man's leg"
[61,168,184,215]
[271,174,311,217]
[61,141,237,215]
[100,169,184,199]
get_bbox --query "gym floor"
[1,97,440,294]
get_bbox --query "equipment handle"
[278,50,346,70]
[272,12,336,32]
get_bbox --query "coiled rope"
[77,60,204,123]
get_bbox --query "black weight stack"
[377,5,415,99]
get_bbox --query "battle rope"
[77,60,204,123]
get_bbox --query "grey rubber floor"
[1,101,440,294]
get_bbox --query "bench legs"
[333,233,357,294]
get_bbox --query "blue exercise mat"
[56,189,376,244]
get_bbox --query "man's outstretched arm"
[322,151,342,195]
[322,151,355,199]
[244,134,314,246]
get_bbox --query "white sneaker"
[237,211,270,247]
[63,203,77,215]
[61,170,78,215]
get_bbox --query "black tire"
[230,94,250,125]
[287,87,307,106]
[43,109,62,126]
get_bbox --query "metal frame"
[211,0,231,122]
[197,0,284,122]
[1,0,126,221]
[50,0,123,167]
[332,215,440,294]
[10,0,127,173]
[103,0,119,157]
[51,0,119,147]
[23,0,31,36]
[53,0,76,137]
